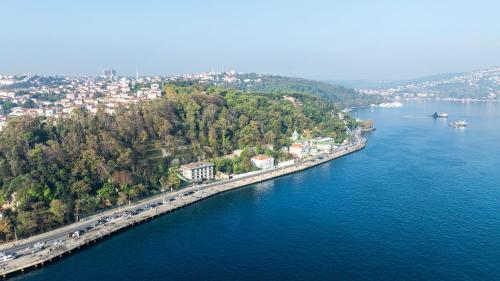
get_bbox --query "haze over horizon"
[1,0,499,80]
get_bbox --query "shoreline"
[0,141,366,279]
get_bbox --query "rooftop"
[180,161,214,170]
[252,154,273,161]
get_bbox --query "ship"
[432,112,448,118]
[449,120,467,127]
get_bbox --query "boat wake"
[402,116,434,119]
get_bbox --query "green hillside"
[0,84,356,240]
[221,73,381,107]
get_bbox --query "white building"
[309,146,319,155]
[277,159,295,168]
[44,108,57,117]
[251,155,274,170]
[179,161,214,182]
[289,143,310,158]
[291,130,300,141]
[310,137,335,153]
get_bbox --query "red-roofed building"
[251,154,274,170]
[289,143,310,158]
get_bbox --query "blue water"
[16,101,500,281]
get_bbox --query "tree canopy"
[0,84,354,240]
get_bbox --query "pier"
[0,141,366,279]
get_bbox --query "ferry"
[432,112,448,118]
[449,120,467,127]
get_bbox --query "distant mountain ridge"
[329,72,464,90]
[354,67,500,100]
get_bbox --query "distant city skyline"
[1,0,499,80]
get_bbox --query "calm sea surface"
[16,101,500,281]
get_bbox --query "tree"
[0,217,13,241]
[1,100,17,114]
[117,192,129,206]
[128,185,141,202]
[71,180,91,221]
[23,99,38,108]
[166,167,181,189]
[78,195,99,216]
[49,199,70,224]
[96,182,116,207]
[16,211,38,236]
[71,180,91,195]
[112,170,133,189]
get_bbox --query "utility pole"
[14,225,18,241]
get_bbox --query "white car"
[52,239,63,246]
[33,242,46,249]
[0,252,16,262]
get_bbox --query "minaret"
[135,68,139,82]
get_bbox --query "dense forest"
[0,85,355,240]
[221,73,383,107]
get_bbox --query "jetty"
[0,140,366,279]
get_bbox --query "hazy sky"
[1,0,499,80]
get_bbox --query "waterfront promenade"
[0,141,366,279]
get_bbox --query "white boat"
[432,112,448,118]
[378,102,403,108]
[449,120,467,127]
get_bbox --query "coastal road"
[0,140,366,275]
[0,155,317,255]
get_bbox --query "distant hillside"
[218,73,381,108]
[356,67,500,100]
[329,73,463,90]
[328,79,403,90]
[407,72,464,84]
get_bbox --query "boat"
[432,112,448,118]
[0,252,16,262]
[449,120,467,127]
[378,102,403,108]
